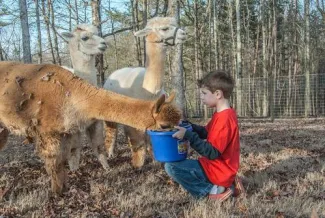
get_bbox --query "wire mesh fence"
[185,73,325,119]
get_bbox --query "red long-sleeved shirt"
[198,108,240,187]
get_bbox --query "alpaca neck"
[143,42,167,94]
[69,42,98,86]
[74,83,156,130]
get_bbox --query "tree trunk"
[19,0,32,63]
[194,0,202,117]
[0,42,4,61]
[213,0,219,69]
[235,0,242,116]
[261,0,268,116]
[35,0,42,64]
[68,0,72,31]
[131,0,142,66]
[49,0,61,65]
[208,0,212,71]
[42,0,56,64]
[168,0,186,118]
[304,0,311,117]
[142,0,148,66]
[109,0,118,70]
[270,0,277,121]
[228,1,236,83]
[91,0,104,87]
[74,0,79,24]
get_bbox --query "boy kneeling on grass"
[165,70,245,201]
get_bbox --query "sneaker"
[233,176,245,197]
[208,188,233,202]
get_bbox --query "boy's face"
[200,87,221,108]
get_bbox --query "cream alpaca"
[104,17,186,167]
[62,24,109,171]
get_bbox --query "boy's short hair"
[198,70,234,99]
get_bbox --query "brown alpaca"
[0,61,181,194]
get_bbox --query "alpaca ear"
[165,91,176,103]
[154,94,166,114]
[62,32,75,40]
[134,28,151,37]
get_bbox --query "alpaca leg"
[104,121,118,158]
[86,121,109,170]
[124,126,147,168]
[145,134,155,161]
[0,125,9,150]
[36,135,67,195]
[65,132,81,171]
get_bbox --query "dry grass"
[1,119,324,217]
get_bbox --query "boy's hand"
[172,126,187,140]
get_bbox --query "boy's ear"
[214,90,223,98]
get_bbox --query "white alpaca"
[61,24,109,170]
[62,24,107,85]
[103,17,186,168]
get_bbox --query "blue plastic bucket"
[147,122,192,162]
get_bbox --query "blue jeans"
[164,159,213,199]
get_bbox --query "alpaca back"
[0,62,82,135]
[104,67,165,100]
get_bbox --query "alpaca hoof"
[131,148,146,168]
[68,158,80,171]
[98,154,110,170]
[107,151,115,159]
[51,181,64,196]
[131,155,145,168]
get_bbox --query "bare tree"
[19,0,32,63]
[49,0,61,65]
[109,0,118,70]
[0,42,4,61]
[168,0,186,117]
[42,0,56,63]
[35,0,43,63]
[304,0,311,116]
[235,0,242,115]
[193,0,202,116]
[91,0,104,86]
[261,0,268,116]
[75,0,79,24]
[131,0,142,66]
[142,0,148,66]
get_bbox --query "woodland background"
[0,1,325,217]
[1,0,325,119]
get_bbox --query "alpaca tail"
[0,126,9,150]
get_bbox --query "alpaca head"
[134,17,186,46]
[62,24,107,55]
[151,92,181,129]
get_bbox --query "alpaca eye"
[81,36,89,41]
[161,27,169,31]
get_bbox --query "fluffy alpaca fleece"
[104,17,186,168]
[61,24,108,171]
[0,61,181,194]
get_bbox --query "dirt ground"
[0,119,324,218]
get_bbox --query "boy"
[164,70,244,201]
